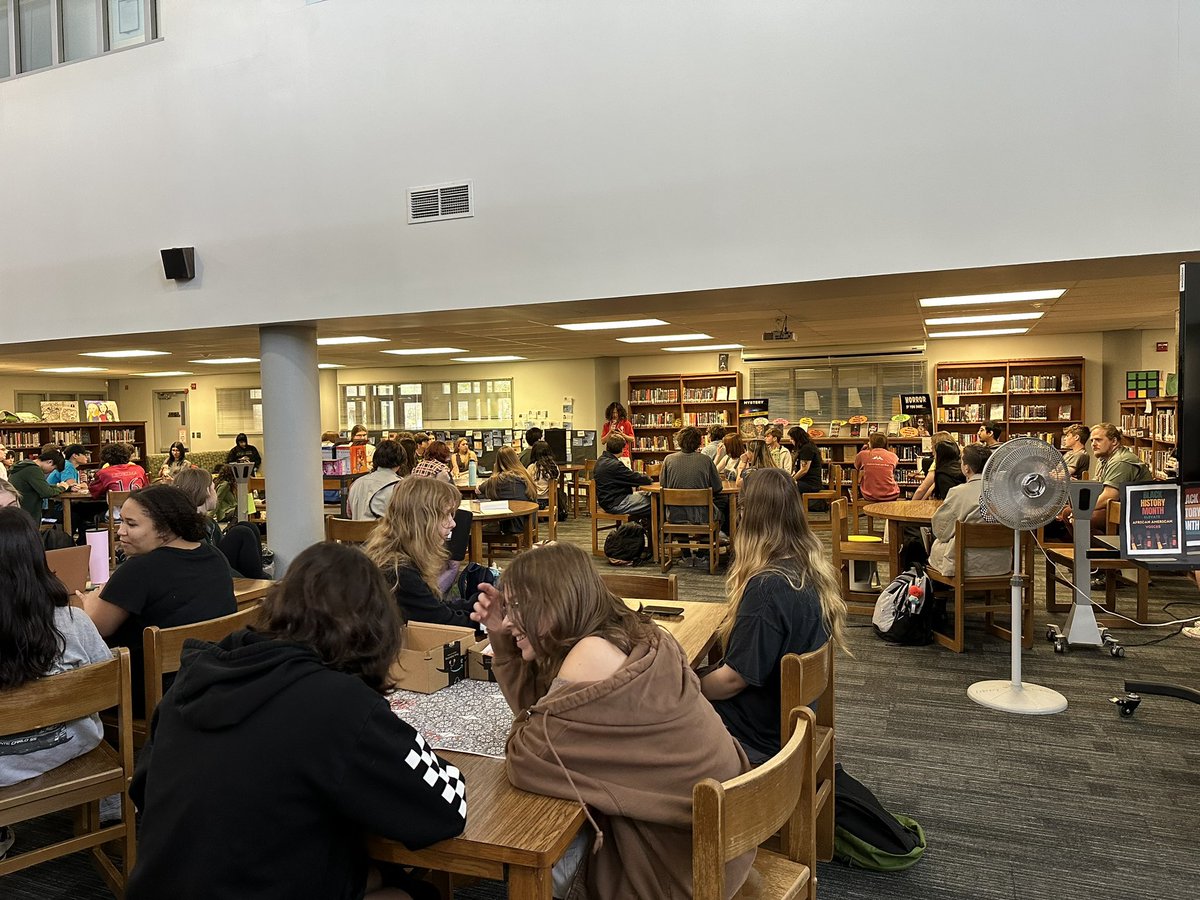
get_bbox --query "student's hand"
[471,582,510,634]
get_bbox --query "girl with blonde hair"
[470,542,753,898]
[476,446,538,536]
[364,476,474,628]
[734,437,776,488]
[701,466,849,764]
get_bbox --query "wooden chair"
[830,498,889,616]
[324,516,379,544]
[659,488,723,575]
[800,463,843,531]
[600,571,678,601]
[106,489,131,568]
[142,605,265,731]
[846,469,878,535]
[780,645,836,881]
[1043,500,1149,625]
[646,462,663,479]
[925,522,1034,653]
[692,709,814,900]
[576,458,597,519]
[0,649,136,895]
[534,478,559,542]
[589,483,630,558]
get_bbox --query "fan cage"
[980,438,1070,530]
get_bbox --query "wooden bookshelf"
[815,436,925,495]
[0,421,149,471]
[626,371,741,461]
[934,357,1086,445]
[1119,397,1176,478]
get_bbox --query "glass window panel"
[107,0,142,49]
[751,361,925,424]
[1,2,11,78]
[400,383,421,394]
[18,0,52,72]
[62,0,99,62]
[215,387,264,437]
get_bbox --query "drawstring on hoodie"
[537,711,605,855]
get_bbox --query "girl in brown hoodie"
[471,542,754,899]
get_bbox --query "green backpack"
[832,764,926,871]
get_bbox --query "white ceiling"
[0,252,1189,378]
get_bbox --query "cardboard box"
[467,639,498,683]
[391,622,475,693]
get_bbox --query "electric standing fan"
[971,438,1070,714]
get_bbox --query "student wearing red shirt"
[854,433,900,502]
[89,442,148,499]
[601,401,635,464]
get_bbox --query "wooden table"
[625,597,729,667]
[59,489,99,537]
[367,750,585,900]
[863,499,942,577]
[459,500,540,563]
[640,482,740,567]
[233,577,274,608]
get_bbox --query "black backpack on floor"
[833,764,926,871]
[604,522,648,566]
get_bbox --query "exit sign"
[1157,342,1168,352]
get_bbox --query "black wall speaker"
[160,247,196,281]
[718,352,730,372]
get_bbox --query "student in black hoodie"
[128,542,467,900]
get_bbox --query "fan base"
[968,680,1068,715]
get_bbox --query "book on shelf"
[886,420,900,437]
[715,386,728,402]
[989,376,1005,393]
[728,386,737,401]
[989,403,1004,421]
[1058,405,1072,420]
[828,422,842,438]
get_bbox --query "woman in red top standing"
[601,401,635,466]
[853,433,900,502]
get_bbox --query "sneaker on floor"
[0,826,14,860]
[1090,576,1107,590]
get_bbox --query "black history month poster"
[1124,484,1182,555]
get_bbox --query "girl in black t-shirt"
[787,425,824,496]
[700,467,850,763]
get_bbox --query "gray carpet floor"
[6,513,1199,900]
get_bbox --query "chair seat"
[0,744,123,822]
[837,540,889,562]
[734,849,811,899]
[1043,546,1135,571]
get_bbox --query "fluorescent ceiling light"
[80,349,169,359]
[317,363,345,369]
[927,328,1030,339]
[924,312,1044,326]
[38,366,108,373]
[316,336,388,346]
[134,371,194,377]
[380,347,466,356]
[663,343,744,352]
[189,357,260,365]
[617,333,712,344]
[918,289,1065,308]
[451,355,527,362]
[555,319,669,331]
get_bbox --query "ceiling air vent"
[407,181,473,223]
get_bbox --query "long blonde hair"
[364,477,459,594]
[722,467,849,655]
[747,439,776,469]
[485,446,538,500]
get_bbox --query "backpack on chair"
[604,522,648,566]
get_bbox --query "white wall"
[0,376,110,412]
[2,1,1198,346]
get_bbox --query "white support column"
[259,323,323,575]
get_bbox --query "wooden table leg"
[647,492,660,565]
[62,500,73,538]
[886,520,901,579]
[523,510,534,550]
[470,522,483,564]
[507,863,555,900]
[728,493,738,544]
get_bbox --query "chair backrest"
[535,478,558,540]
[324,516,379,543]
[46,544,92,594]
[584,457,597,478]
[781,643,835,743]
[693,710,813,899]
[827,463,843,491]
[646,462,663,479]
[1107,499,1121,535]
[600,571,679,601]
[848,467,861,501]
[142,605,264,717]
[0,647,131,740]
[661,488,714,514]
[830,497,849,542]
[954,521,1023,576]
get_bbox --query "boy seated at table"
[472,542,754,899]
[927,443,1009,578]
